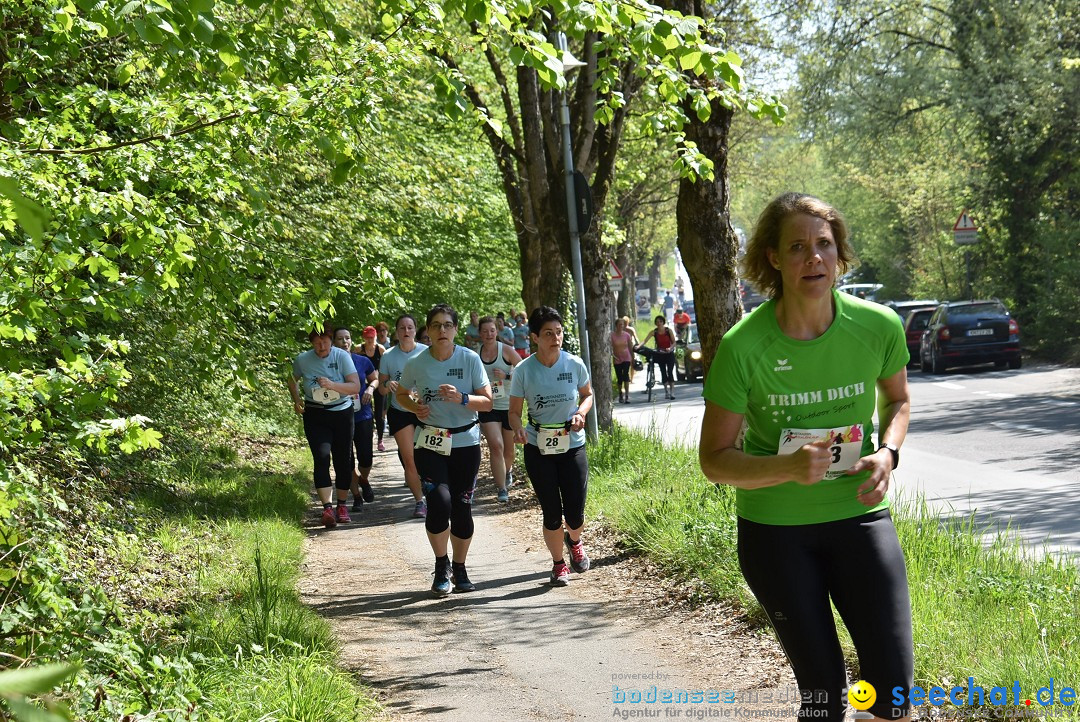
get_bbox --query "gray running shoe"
[565,532,590,573]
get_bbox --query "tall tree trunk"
[648,253,662,305]
[615,240,633,319]
[676,100,742,377]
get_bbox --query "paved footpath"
[298,436,795,721]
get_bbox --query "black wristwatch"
[878,442,899,470]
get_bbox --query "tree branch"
[7,112,244,156]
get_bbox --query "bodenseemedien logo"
[891,678,1078,710]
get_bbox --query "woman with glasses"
[508,306,593,586]
[397,304,492,596]
[477,315,522,501]
[379,314,429,518]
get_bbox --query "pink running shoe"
[335,505,351,524]
[377,441,386,452]
[550,561,570,586]
[321,507,337,529]
[565,532,591,572]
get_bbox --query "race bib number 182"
[417,427,452,456]
[777,425,864,479]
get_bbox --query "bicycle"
[634,346,657,403]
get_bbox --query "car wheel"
[1008,356,1022,370]
[931,345,946,374]
[919,349,931,373]
[994,360,1007,369]
[676,364,685,382]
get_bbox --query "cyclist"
[639,315,677,400]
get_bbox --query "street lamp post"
[554,32,598,442]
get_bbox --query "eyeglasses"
[429,322,457,331]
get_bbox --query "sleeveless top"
[655,327,675,351]
[481,342,514,411]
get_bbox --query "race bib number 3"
[537,427,570,455]
[417,427,452,456]
[777,425,864,479]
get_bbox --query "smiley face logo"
[848,680,876,711]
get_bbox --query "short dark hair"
[307,322,335,341]
[334,326,351,337]
[654,315,666,324]
[425,303,459,328]
[528,306,563,336]
[375,321,389,333]
[395,314,417,330]
[478,315,496,331]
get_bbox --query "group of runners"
[288,305,592,596]
[290,191,917,721]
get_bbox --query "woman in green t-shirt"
[699,193,913,722]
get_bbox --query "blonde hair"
[742,192,855,299]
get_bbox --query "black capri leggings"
[523,443,588,531]
[416,444,482,538]
[656,352,675,384]
[613,361,631,383]
[352,417,373,469]
[302,407,355,491]
[737,509,913,721]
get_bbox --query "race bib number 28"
[777,425,864,479]
[537,427,570,455]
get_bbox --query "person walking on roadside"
[662,290,675,325]
[621,315,641,383]
[512,311,531,359]
[379,314,429,518]
[611,316,634,404]
[477,315,522,501]
[356,326,388,453]
[698,192,913,722]
[288,323,361,528]
[639,315,677,400]
[508,306,593,587]
[334,327,379,512]
[397,304,492,596]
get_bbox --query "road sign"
[953,209,979,246]
[607,259,624,292]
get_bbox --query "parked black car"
[675,323,704,382]
[919,300,1021,374]
[884,299,938,319]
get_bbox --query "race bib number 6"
[777,425,864,479]
[312,386,341,404]
[417,426,452,456]
[537,427,570,455]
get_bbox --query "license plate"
[967,329,994,336]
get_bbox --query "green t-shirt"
[703,290,909,525]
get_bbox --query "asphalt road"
[613,360,1080,560]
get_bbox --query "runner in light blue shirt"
[508,306,593,587]
[395,304,493,598]
[378,314,429,519]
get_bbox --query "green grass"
[127,445,382,721]
[587,423,1080,712]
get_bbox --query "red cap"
[362,326,377,338]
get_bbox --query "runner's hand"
[512,426,527,445]
[847,449,894,507]
[361,392,373,406]
[569,412,585,432]
[293,400,305,416]
[415,402,431,421]
[791,439,832,485]
[438,384,461,403]
[316,376,333,389]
